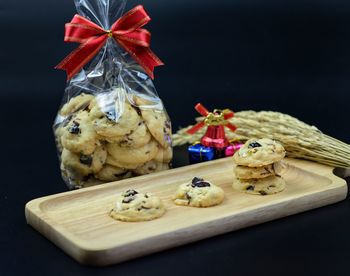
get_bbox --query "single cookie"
[89,99,140,139]
[95,165,132,182]
[132,160,169,175]
[134,97,172,148]
[61,149,92,178]
[233,138,285,167]
[107,139,158,165]
[232,175,286,195]
[173,177,224,207]
[234,161,282,179]
[61,145,107,177]
[109,189,166,222]
[61,110,99,155]
[60,93,95,116]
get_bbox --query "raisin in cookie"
[233,138,285,167]
[61,110,99,155]
[135,97,172,148]
[173,177,224,207]
[59,93,95,116]
[234,161,284,179]
[109,189,166,222]
[232,175,286,195]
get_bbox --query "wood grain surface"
[25,158,348,266]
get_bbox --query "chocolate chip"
[248,142,262,148]
[246,185,254,191]
[191,181,211,188]
[141,206,151,210]
[185,192,192,201]
[79,154,92,166]
[69,121,80,134]
[192,177,204,184]
[123,189,138,197]
[259,191,267,195]
[122,196,135,203]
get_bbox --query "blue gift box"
[188,143,216,164]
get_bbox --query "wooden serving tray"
[25,158,347,266]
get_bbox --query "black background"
[1,0,350,275]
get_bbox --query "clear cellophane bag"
[53,0,172,189]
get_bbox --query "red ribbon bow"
[55,5,164,80]
[187,103,237,135]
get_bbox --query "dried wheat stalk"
[173,111,350,168]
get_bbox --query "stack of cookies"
[54,88,172,189]
[232,138,286,195]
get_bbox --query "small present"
[188,143,216,164]
[224,142,244,157]
[186,103,238,163]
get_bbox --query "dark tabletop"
[2,0,350,275]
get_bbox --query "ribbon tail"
[187,121,206,135]
[117,39,163,79]
[55,35,108,80]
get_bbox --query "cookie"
[110,119,152,147]
[109,189,166,222]
[135,97,172,148]
[173,177,224,207]
[154,146,173,163]
[132,161,169,175]
[61,110,99,155]
[89,98,140,139]
[61,145,107,177]
[105,155,141,169]
[60,93,95,116]
[95,165,132,182]
[232,175,286,195]
[234,161,282,179]
[61,149,92,178]
[233,138,285,167]
[107,139,158,165]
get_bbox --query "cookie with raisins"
[233,138,285,167]
[109,190,166,222]
[232,175,286,195]
[61,110,99,155]
[173,177,224,207]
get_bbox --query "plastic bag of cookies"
[53,0,172,189]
